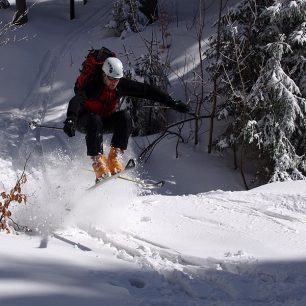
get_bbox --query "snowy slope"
[1,1,306,306]
[1,180,306,306]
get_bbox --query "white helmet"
[102,57,124,79]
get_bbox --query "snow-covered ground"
[1,1,306,305]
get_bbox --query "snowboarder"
[64,56,189,182]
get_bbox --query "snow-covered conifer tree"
[205,0,306,183]
[133,51,169,135]
[246,37,305,181]
[106,0,148,38]
[124,48,169,136]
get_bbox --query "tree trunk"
[11,0,28,25]
[194,0,205,146]
[70,0,75,20]
[240,145,249,190]
[208,0,223,153]
[139,0,158,23]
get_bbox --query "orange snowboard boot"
[107,147,124,175]
[92,154,111,182]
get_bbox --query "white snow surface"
[1,1,306,306]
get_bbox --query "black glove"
[171,100,190,113]
[63,118,76,137]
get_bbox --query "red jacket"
[84,88,118,118]
[67,74,174,120]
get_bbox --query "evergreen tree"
[125,49,169,136]
[134,51,169,135]
[106,0,148,38]
[205,0,306,182]
[245,37,305,181]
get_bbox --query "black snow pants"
[76,109,131,156]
